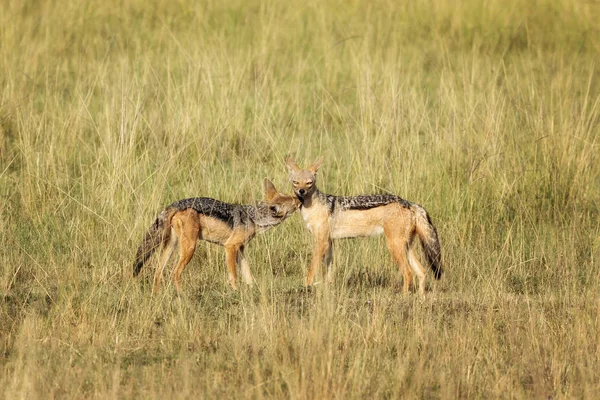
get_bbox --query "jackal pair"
[133,158,442,294]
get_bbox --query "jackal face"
[285,156,323,201]
[253,179,300,228]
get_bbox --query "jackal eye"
[306,181,313,186]
[292,181,299,186]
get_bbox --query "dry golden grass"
[1,0,599,398]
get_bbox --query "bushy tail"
[133,209,175,276]
[412,204,443,279]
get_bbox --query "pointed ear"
[285,155,300,173]
[264,179,277,202]
[308,156,324,174]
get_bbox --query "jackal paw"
[227,278,239,291]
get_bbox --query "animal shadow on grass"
[344,269,438,294]
[345,269,392,289]
[280,286,317,316]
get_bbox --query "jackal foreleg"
[224,245,241,290]
[237,246,253,286]
[323,241,333,283]
[306,228,331,286]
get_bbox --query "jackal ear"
[264,179,278,201]
[308,156,324,174]
[285,156,300,173]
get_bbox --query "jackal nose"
[298,189,306,195]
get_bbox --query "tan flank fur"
[286,156,443,295]
[133,179,299,293]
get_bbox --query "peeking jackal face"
[285,156,323,201]
[253,179,300,228]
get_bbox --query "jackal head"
[253,179,300,228]
[285,156,323,201]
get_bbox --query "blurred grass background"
[1,0,599,397]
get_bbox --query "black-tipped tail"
[133,210,172,276]
[413,205,443,279]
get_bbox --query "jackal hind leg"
[407,247,426,296]
[171,211,200,294]
[384,225,412,294]
[154,230,178,293]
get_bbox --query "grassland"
[1,0,599,398]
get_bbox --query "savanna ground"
[1,0,599,398]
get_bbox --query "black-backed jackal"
[285,157,442,295]
[133,179,299,293]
